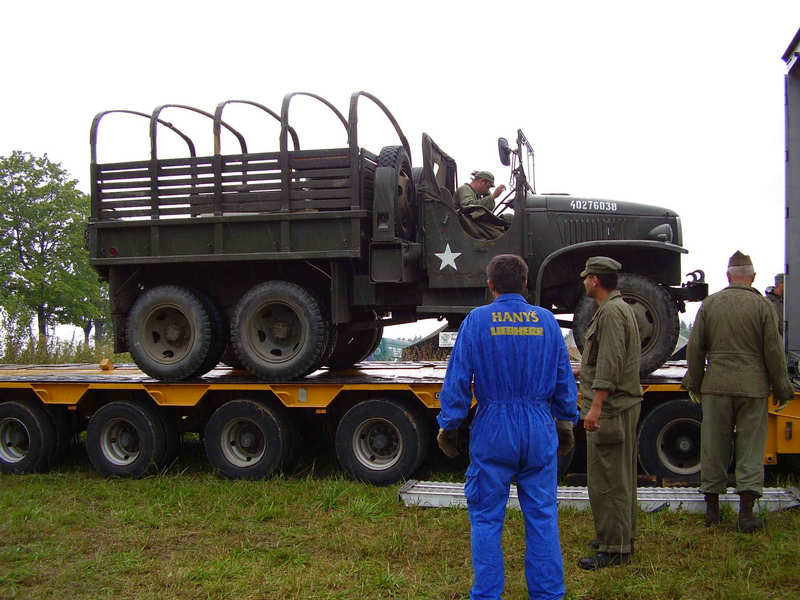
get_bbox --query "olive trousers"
[586,404,640,554]
[700,394,768,496]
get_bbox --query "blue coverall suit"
[438,293,578,600]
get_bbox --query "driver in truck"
[454,170,506,211]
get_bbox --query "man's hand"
[774,398,792,412]
[491,184,507,199]
[688,391,702,404]
[556,420,575,456]
[583,405,601,431]
[437,428,460,458]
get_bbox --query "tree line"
[0,151,108,348]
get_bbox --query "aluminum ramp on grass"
[398,480,800,513]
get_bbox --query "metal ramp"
[398,480,800,514]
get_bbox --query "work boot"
[704,493,720,526]
[578,552,631,570]
[738,491,764,533]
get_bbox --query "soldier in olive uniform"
[765,273,784,336]
[577,257,642,570]
[683,251,794,532]
[454,170,506,211]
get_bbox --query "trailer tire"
[573,273,679,376]
[0,399,56,474]
[204,399,294,479]
[87,400,167,478]
[127,285,212,381]
[45,406,73,467]
[637,399,702,479]
[378,146,416,240]
[231,281,331,381]
[335,398,428,485]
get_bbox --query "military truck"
[87,91,707,382]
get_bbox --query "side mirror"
[498,137,511,166]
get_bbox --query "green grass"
[0,336,131,365]
[1,441,799,599]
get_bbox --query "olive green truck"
[85,91,707,383]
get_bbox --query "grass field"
[1,440,798,600]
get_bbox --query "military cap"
[775,273,784,284]
[580,256,622,278]
[472,170,495,186]
[727,250,752,268]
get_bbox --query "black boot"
[578,551,631,570]
[704,493,720,526]
[738,491,764,533]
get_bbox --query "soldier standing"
[454,170,506,211]
[765,273,784,336]
[683,251,794,532]
[577,257,642,570]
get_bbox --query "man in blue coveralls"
[437,254,579,600]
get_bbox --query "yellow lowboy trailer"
[0,361,797,484]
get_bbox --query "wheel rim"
[0,417,30,463]
[623,292,661,355]
[243,300,306,365]
[100,418,141,466]
[655,416,701,475]
[352,418,403,471]
[220,419,266,467]
[140,304,196,364]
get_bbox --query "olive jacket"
[454,183,495,211]
[683,283,793,401]
[579,290,643,416]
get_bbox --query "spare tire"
[573,273,679,376]
[377,146,416,240]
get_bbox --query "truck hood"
[528,194,678,218]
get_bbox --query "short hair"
[594,272,618,291]
[487,254,528,293]
[727,265,755,280]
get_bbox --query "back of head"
[726,250,755,285]
[487,254,528,294]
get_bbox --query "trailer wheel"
[204,399,294,479]
[573,273,679,376]
[127,285,212,381]
[87,400,167,478]
[326,320,384,370]
[231,281,331,381]
[45,406,74,467]
[377,146,416,240]
[638,399,702,479]
[0,399,56,474]
[335,398,428,485]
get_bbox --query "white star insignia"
[435,243,462,271]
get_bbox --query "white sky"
[3,1,798,340]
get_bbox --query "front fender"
[533,240,687,304]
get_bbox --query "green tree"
[0,151,105,343]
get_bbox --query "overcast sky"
[2,1,798,339]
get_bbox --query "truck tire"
[377,146,416,240]
[326,314,384,370]
[204,399,295,479]
[637,399,702,479]
[127,285,212,381]
[192,291,228,377]
[572,273,679,376]
[335,398,429,485]
[87,400,167,478]
[231,281,331,381]
[0,399,56,474]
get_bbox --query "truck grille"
[556,216,626,245]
